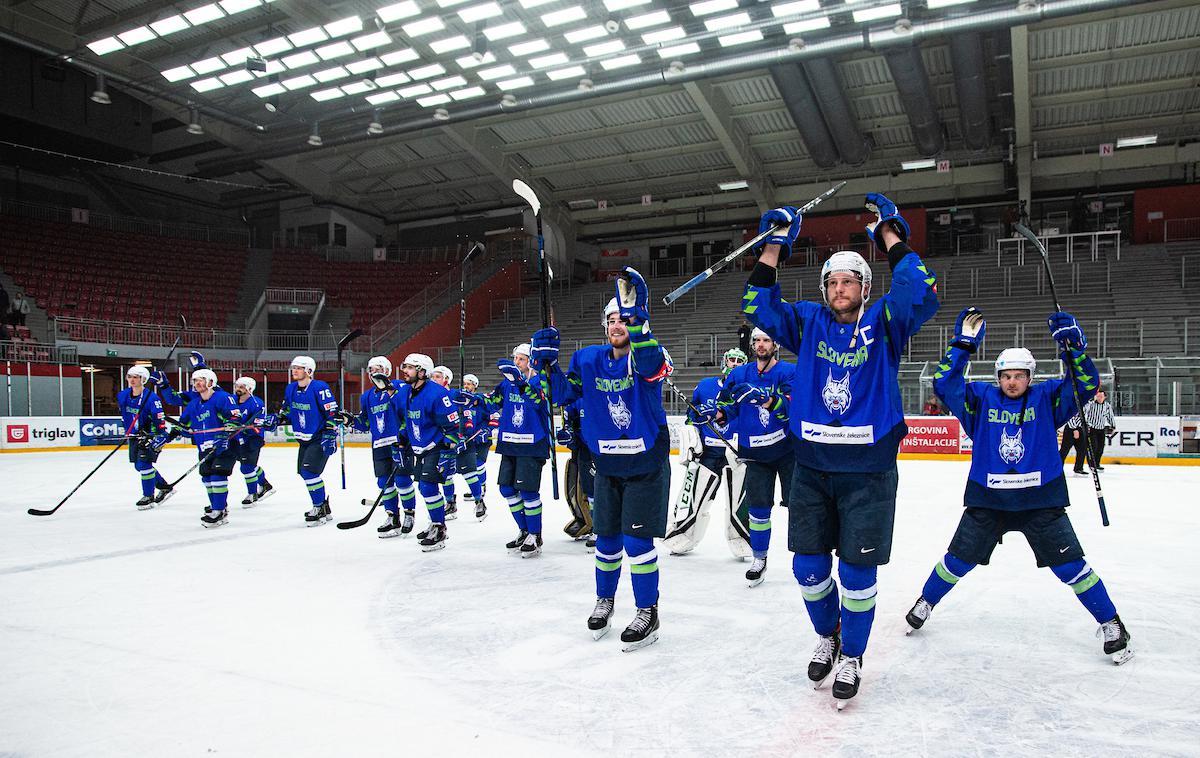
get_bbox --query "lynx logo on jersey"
[607,394,632,430]
[998,427,1025,464]
[757,404,771,427]
[512,402,525,429]
[821,370,852,415]
[297,411,307,429]
[376,415,385,434]
[411,424,421,442]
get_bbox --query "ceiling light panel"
[377,1,420,22]
[191,56,224,74]
[603,0,649,10]
[324,16,363,37]
[432,75,469,90]
[380,48,421,65]
[529,52,569,68]
[288,27,328,47]
[689,0,737,15]
[564,25,608,43]
[485,21,526,40]
[457,52,496,67]
[87,37,124,55]
[458,2,502,22]
[542,6,587,27]
[642,26,685,44]
[409,63,447,79]
[219,69,254,84]
[149,15,189,36]
[497,76,535,90]
[347,57,383,74]
[704,12,750,30]
[403,17,445,36]
[252,82,285,97]
[367,90,401,104]
[220,46,253,65]
[374,71,410,86]
[657,41,701,57]
[545,65,585,80]
[316,41,355,59]
[784,17,830,32]
[311,87,346,101]
[183,4,225,25]
[417,93,451,106]
[281,74,317,90]
[429,35,470,53]
[772,0,820,16]
[117,27,156,46]
[190,77,224,92]
[254,36,292,56]
[437,0,471,6]
[851,3,902,22]
[450,86,485,100]
[313,66,349,82]
[600,53,640,70]
[282,50,320,68]
[584,39,624,57]
[625,11,670,30]
[519,0,557,7]
[219,0,260,14]
[161,65,195,82]
[352,31,392,51]
[478,64,516,80]
[509,39,550,56]
[399,83,433,97]
[340,80,375,94]
[719,29,761,46]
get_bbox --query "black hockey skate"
[399,509,415,536]
[620,605,660,652]
[519,532,543,559]
[419,522,447,552]
[563,517,586,539]
[257,481,275,501]
[475,501,487,521]
[585,533,596,553]
[241,491,257,507]
[377,510,403,539]
[201,508,228,528]
[506,529,529,554]
[831,654,862,709]
[305,499,332,527]
[906,597,933,634]
[808,628,841,688]
[153,483,175,505]
[136,495,156,511]
[1098,614,1133,665]
[444,496,458,521]
[746,556,768,588]
[588,597,615,640]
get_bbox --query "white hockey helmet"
[602,297,620,329]
[192,368,218,390]
[751,327,774,343]
[432,365,453,384]
[821,250,873,304]
[402,353,434,376]
[995,348,1036,377]
[463,373,479,387]
[126,365,150,382]
[513,343,531,360]
[367,355,392,376]
[234,376,257,393]
[291,355,316,375]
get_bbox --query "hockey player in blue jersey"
[119,365,175,510]
[464,343,551,556]
[743,193,939,706]
[461,373,491,519]
[334,355,420,538]
[533,268,673,651]
[167,368,239,528]
[713,329,796,587]
[431,365,487,522]
[229,376,274,507]
[664,347,749,558]
[397,353,462,551]
[259,355,340,526]
[905,308,1132,664]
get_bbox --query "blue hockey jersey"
[403,380,459,454]
[180,389,238,454]
[689,376,735,450]
[743,242,939,472]
[482,374,550,459]
[934,343,1099,511]
[351,386,404,448]
[117,387,168,436]
[720,360,795,462]
[229,393,265,444]
[283,380,338,442]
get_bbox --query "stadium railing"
[995,229,1121,264]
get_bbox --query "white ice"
[1,447,1198,757]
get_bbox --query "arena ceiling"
[3,0,1199,239]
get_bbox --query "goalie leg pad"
[663,458,725,555]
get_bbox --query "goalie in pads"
[664,348,751,559]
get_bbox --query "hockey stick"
[336,459,402,530]
[337,328,365,490]
[29,315,188,517]
[164,421,258,490]
[1014,223,1110,527]
[513,178,561,500]
[662,181,847,306]
[662,375,739,456]
[460,241,485,389]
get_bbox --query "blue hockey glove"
[690,400,719,426]
[497,360,525,385]
[865,192,910,251]
[188,351,207,370]
[555,424,576,451]
[757,206,802,261]
[259,413,280,431]
[951,307,986,354]
[730,383,773,408]
[616,267,651,325]
[1048,311,1087,350]
[331,409,356,426]
[480,427,494,447]
[211,435,230,456]
[320,428,337,455]
[453,392,483,407]
[147,369,169,389]
[437,449,457,479]
[390,444,405,466]
[147,430,173,453]
[531,326,561,367]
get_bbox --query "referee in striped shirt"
[1061,386,1116,473]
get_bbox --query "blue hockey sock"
[793,553,839,636]
[521,491,542,534]
[838,561,878,658]
[155,472,168,488]
[922,552,976,605]
[136,460,157,497]
[443,481,456,501]
[594,534,623,599]
[302,474,325,505]
[624,535,659,608]
[1051,560,1118,623]
[500,485,525,530]
[462,465,484,500]
[394,475,416,512]
[256,468,269,491]
[203,475,229,511]
[241,461,260,494]
[377,474,398,512]
[748,506,772,558]
[419,481,445,523]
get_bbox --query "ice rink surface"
[1,446,1198,757]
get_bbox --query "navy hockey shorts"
[699,448,727,475]
[593,457,670,539]
[296,438,330,476]
[948,507,1085,568]
[199,447,237,477]
[412,450,442,484]
[455,448,477,473]
[497,454,545,492]
[787,461,898,566]
[472,440,490,469]
[372,444,412,478]
[741,456,795,509]
[128,438,160,465]
[578,445,596,499]
[234,435,264,467]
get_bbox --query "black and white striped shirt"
[1068,399,1115,430]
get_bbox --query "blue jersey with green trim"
[742,243,939,472]
[352,386,404,448]
[482,375,550,459]
[180,389,237,454]
[283,380,337,441]
[934,342,1099,511]
[117,388,167,436]
[720,360,794,462]
[403,380,459,454]
[689,375,733,451]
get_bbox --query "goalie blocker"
[664,424,751,559]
